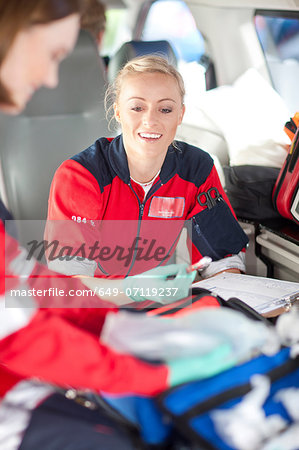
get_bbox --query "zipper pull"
[140,203,144,217]
[192,216,201,234]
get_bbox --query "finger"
[146,263,188,278]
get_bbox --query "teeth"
[139,133,161,139]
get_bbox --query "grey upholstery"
[0,30,110,245]
[107,40,177,82]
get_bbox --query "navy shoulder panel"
[71,138,115,193]
[175,141,214,187]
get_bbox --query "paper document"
[193,273,299,314]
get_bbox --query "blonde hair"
[105,54,185,130]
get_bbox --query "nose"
[143,108,158,127]
[43,62,59,89]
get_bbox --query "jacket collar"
[108,134,178,185]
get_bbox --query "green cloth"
[168,343,237,386]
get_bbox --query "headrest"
[24,30,107,117]
[107,40,177,83]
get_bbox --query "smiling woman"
[46,55,249,293]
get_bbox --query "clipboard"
[193,273,299,317]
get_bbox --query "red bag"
[146,287,269,323]
[146,287,222,318]
[272,121,299,224]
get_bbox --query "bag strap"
[146,287,222,316]
[224,297,271,324]
[146,286,271,323]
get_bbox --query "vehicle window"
[101,8,131,57]
[255,11,299,114]
[140,0,210,95]
[141,0,204,63]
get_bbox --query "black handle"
[289,129,299,173]
[226,297,271,324]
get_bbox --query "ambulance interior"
[0,0,298,282]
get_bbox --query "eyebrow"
[127,96,176,103]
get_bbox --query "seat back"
[107,40,177,82]
[0,31,111,245]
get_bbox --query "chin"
[0,93,27,114]
[0,102,23,115]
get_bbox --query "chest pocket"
[191,196,248,260]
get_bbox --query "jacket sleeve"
[45,159,104,276]
[2,222,116,335]
[186,165,248,271]
[0,310,169,396]
[47,159,103,221]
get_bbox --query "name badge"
[148,196,185,218]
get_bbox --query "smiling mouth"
[138,132,162,141]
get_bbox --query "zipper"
[145,179,162,202]
[289,132,299,172]
[125,182,145,277]
[272,154,291,209]
[192,216,221,260]
[97,261,109,275]
[145,178,185,267]
[273,128,299,207]
[125,179,180,275]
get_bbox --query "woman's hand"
[75,263,196,306]
[123,263,196,304]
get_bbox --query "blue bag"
[98,394,172,446]
[156,347,299,450]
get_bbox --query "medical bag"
[146,287,269,323]
[98,288,273,448]
[145,287,224,318]
[156,346,299,450]
[223,165,281,221]
[272,118,299,224]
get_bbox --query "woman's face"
[0,13,80,114]
[114,72,185,161]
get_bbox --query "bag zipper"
[192,216,221,260]
[272,154,291,209]
[273,127,299,207]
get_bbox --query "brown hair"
[81,0,106,41]
[105,55,185,129]
[0,0,84,105]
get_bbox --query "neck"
[128,161,162,183]
[127,152,165,183]
[130,169,161,186]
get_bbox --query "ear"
[113,102,121,123]
[178,104,185,125]
[96,30,105,48]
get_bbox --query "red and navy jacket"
[46,136,248,277]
